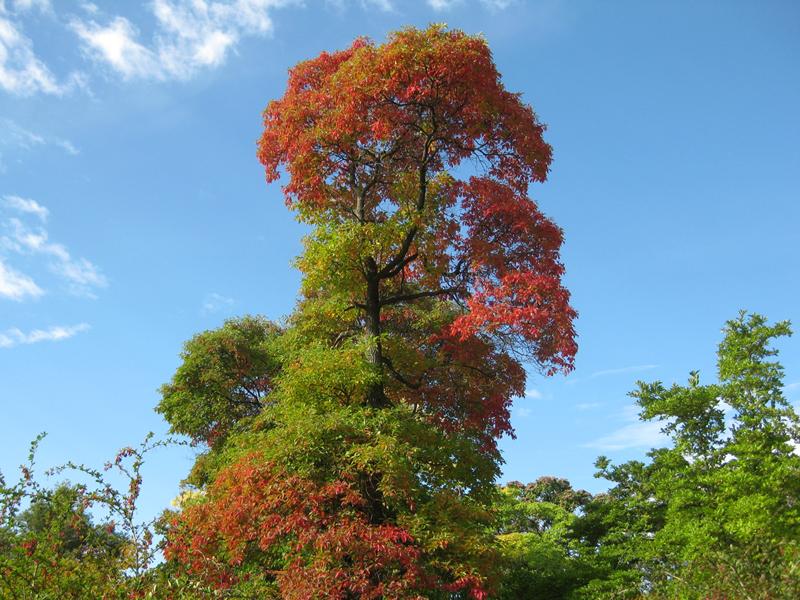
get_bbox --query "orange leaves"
[256,25,575,374]
[257,25,552,216]
[452,176,578,374]
[165,454,431,598]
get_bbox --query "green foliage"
[491,313,800,599]
[0,434,197,599]
[577,312,800,598]
[495,478,598,599]
[157,315,283,448]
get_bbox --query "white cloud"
[202,292,234,314]
[585,404,669,451]
[3,194,48,220]
[78,2,99,16]
[785,382,800,393]
[1,203,107,298]
[0,322,90,348]
[587,420,667,451]
[71,16,159,80]
[10,0,52,14]
[591,364,658,378]
[427,0,459,9]
[0,117,44,148]
[0,257,42,300]
[576,402,601,410]
[361,0,393,10]
[71,0,296,82]
[0,10,82,95]
[427,0,512,10]
[515,406,533,418]
[480,0,513,10]
[53,138,79,155]
[525,388,543,399]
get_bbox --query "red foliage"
[257,26,576,375]
[166,454,471,599]
[258,27,550,206]
[451,177,577,374]
[398,331,525,450]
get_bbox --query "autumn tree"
[165,25,576,598]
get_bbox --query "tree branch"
[380,286,463,307]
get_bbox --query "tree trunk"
[364,257,389,409]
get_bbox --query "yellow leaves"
[170,489,206,509]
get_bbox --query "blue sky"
[1,0,798,521]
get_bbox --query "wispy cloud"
[0,119,80,170]
[591,364,658,378]
[0,257,42,300]
[4,0,517,94]
[576,402,601,411]
[585,404,669,451]
[1,199,107,298]
[0,7,83,96]
[71,0,298,82]
[53,138,79,156]
[10,0,53,14]
[586,419,667,451]
[3,195,49,221]
[427,0,458,9]
[79,2,100,16]
[525,388,543,400]
[362,0,393,10]
[785,382,800,393]
[202,292,234,314]
[480,0,513,11]
[428,0,514,10]
[0,323,90,348]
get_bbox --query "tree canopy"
[492,312,800,599]
[164,25,577,598]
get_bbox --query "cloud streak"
[427,0,514,10]
[591,364,658,378]
[0,119,80,171]
[3,195,48,221]
[585,404,669,451]
[1,198,107,298]
[0,7,83,96]
[0,323,90,348]
[586,420,667,451]
[0,257,42,300]
[3,0,517,95]
[202,292,234,314]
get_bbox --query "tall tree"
[166,25,576,598]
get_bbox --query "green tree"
[157,316,282,447]
[578,312,800,599]
[0,439,127,598]
[495,478,598,599]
